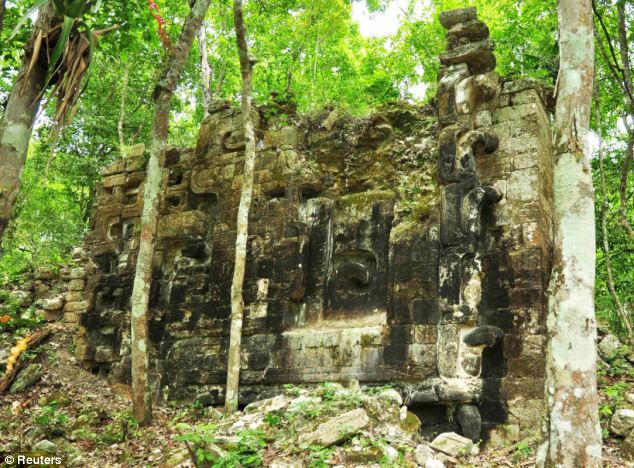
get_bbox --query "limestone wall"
[72,8,554,444]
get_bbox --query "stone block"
[95,346,115,363]
[299,409,370,447]
[446,19,489,45]
[475,110,492,127]
[430,432,473,457]
[67,279,85,291]
[157,210,208,239]
[64,301,88,313]
[507,167,539,202]
[439,7,477,29]
[41,296,64,311]
[439,40,496,74]
[65,291,83,302]
[64,312,80,323]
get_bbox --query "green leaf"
[45,15,75,85]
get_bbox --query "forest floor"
[0,324,631,467]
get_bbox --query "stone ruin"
[70,8,554,443]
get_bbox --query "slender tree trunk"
[225,0,255,414]
[538,0,602,466]
[214,67,226,97]
[198,21,212,116]
[0,4,56,245]
[0,0,6,38]
[617,0,634,239]
[130,0,212,425]
[118,62,129,156]
[596,98,633,343]
[619,128,634,238]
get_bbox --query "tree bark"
[616,0,634,239]
[118,62,129,156]
[225,0,255,414]
[0,0,6,38]
[130,0,212,425]
[198,21,212,116]
[538,0,602,466]
[0,4,56,245]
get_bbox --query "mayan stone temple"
[70,8,554,443]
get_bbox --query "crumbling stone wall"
[73,8,553,443]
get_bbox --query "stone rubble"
[611,408,634,437]
[598,334,623,361]
[176,382,461,467]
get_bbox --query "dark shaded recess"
[94,254,115,274]
[265,187,286,200]
[168,283,188,307]
[481,341,505,378]
[409,404,459,439]
[300,186,321,201]
[479,401,508,424]
[167,195,182,208]
[165,147,183,166]
[79,311,103,330]
[181,241,209,260]
[196,389,221,406]
[148,315,165,346]
[439,253,462,306]
[480,252,512,311]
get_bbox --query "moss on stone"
[335,190,396,211]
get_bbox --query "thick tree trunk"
[198,21,212,116]
[130,0,212,425]
[538,0,602,466]
[225,0,255,414]
[0,4,55,245]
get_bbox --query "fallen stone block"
[430,431,473,457]
[611,408,634,437]
[299,408,370,447]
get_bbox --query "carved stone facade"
[74,8,553,443]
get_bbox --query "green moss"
[399,411,422,434]
[335,190,396,210]
[360,334,375,347]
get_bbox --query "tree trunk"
[118,62,129,156]
[0,4,56,245]
[0,0,6,38]
[538,0,602,466]
[617,0,634,239]
[198,21,212,116]
[225,0,255,414]
[129,0,212,425]
[596,98,633,343]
